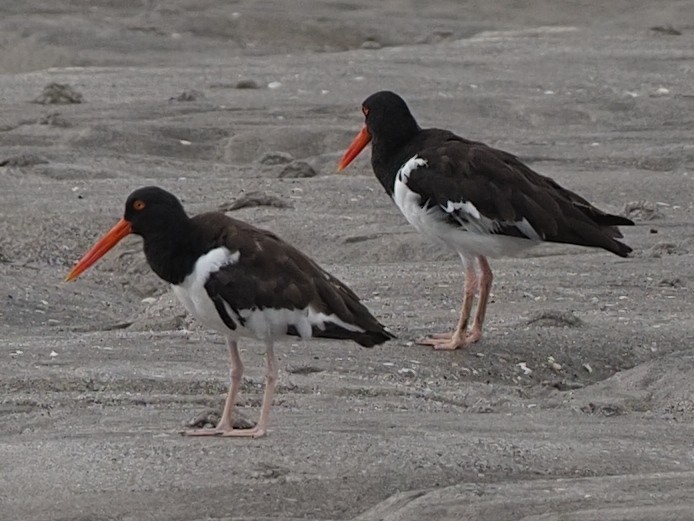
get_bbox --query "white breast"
[172,247,240,332]
[392,156,434,237]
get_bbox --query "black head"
[66,186,195,284]
[124,186,189,238]
[362,91,421,145]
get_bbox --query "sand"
[1,1,694,520]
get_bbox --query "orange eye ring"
[133,200,146,211]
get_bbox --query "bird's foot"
[182,425,266,438]
[183,427,227,437]
[219,426,267,438]
[464,328,483,344]
[416,332,469,351]
[182,415,257,437]
[420,332,453,341]
[417,323,484,350]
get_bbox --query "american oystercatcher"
[66,186,394,437]
[338,91,633,351]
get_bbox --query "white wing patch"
[444,201,543,242]
[308,306,365,333]
[398,155,428,182]
[444,200,481,220]
[241,308,308,340]
[229,305,365,341]
[225,302,367,341]
[515,218,543,241]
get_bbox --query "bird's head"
[123,186,187,238]
[65,186,187,281]
[338,91,419,171]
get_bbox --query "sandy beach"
[1,1,694,519]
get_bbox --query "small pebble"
[170,89,202,102]
[33,83,84,104]
[0,154,48,167]
[517,362,532,375]
[259,151,294,165]
[235,79,260,89]
[279,161,318,179]
[361,40,382,50]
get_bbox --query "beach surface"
[1,1,694,519]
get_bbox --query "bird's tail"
[554,217,633,257]
[293,269,396,347]
[307,323,396,347]
[605,238,633,258]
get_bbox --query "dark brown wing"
[194,214,395,347]
[405,133,633,256]
[493,148,633,237]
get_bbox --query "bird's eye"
[133,200,146,211]
[362,106,369,116]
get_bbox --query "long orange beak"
[337,126,371,171]
[65,218,133,281]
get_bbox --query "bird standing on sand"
[67,187,394,437]
[338,91,633,351]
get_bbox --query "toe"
[416,332,453,346]
[182,428,222,437]
[465,330,482,343]
[219,428,263,438]
[432,342,461,351]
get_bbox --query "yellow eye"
[133,200,146,211]
[362,106,369,116]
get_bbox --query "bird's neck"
[141,219,202,285]
[371,133,420,197]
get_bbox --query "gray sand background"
[1,1,694,519]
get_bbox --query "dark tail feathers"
[607,238,633,258]
[287,323,396,347]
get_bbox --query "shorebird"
[338,91,633,350]
[67,186,394,437]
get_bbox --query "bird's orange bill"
[337,126,371,171]
[65,218,132,281]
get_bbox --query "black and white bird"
[338,90,633,351]
[66,186,394,437]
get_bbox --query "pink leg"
[184,337,244,437]
[466,256,493,343]
[418,255,478,350]
[221,340,277,438]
